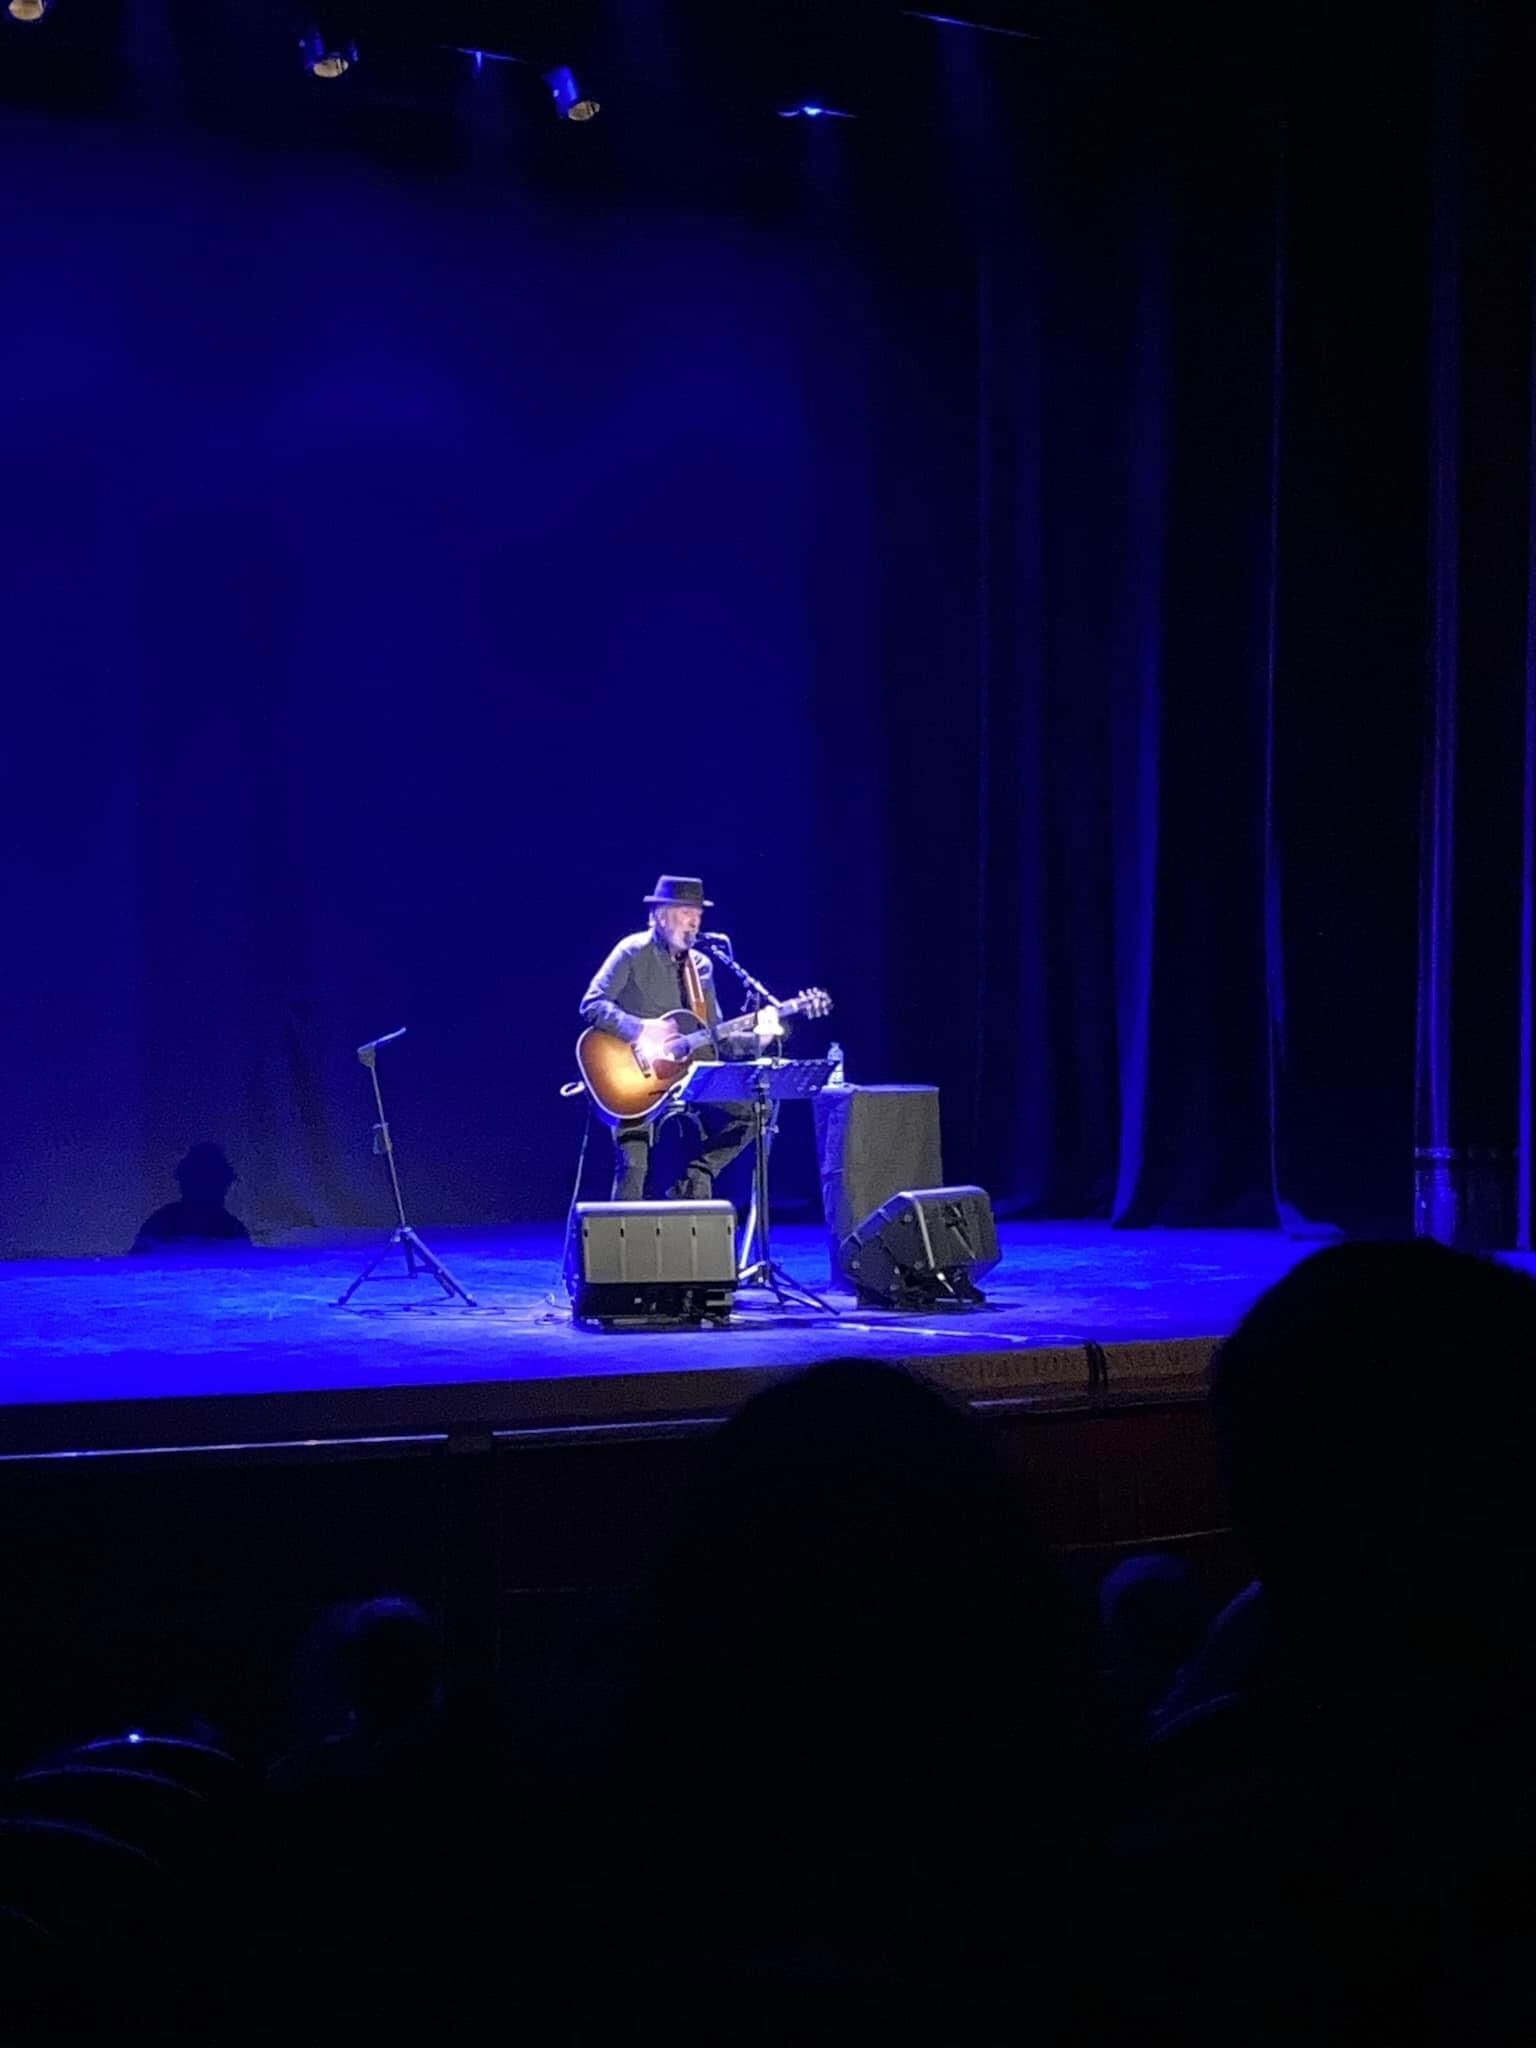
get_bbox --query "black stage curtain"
[3,1,1533,1255]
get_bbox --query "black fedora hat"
[643,874,713,908]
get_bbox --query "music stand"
[675,1057,835,1312]
[336,1030,476,1309]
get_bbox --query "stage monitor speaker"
[565,1201,737,1329]
[840,1186,999,1308]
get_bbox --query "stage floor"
[0,1222,1345,1458]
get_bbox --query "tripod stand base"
[336,1226,478,1308]
[737,1257,835,1315]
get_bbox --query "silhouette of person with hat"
[131,1142,252,1251]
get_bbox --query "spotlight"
[543,64,599,122]
[777,102,856,120]
[299,26,357,79]
[7,0,51,21]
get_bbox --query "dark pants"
[612,1106,754,1202]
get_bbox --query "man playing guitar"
[579,875,785,1202]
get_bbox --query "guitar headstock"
[791,986,833,1020]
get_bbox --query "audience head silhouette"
[655,1358,1072,1703]
[1099,1550,1206,1729]
[1211,1239,1536,1683]
[627,1360,1093,2007]
[332,1596,441,1737]
[1149,1240,1536,2039]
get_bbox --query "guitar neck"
[715,997,810,1046]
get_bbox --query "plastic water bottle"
[827,1041,845,1087]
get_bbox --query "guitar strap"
[680,948,707,1022]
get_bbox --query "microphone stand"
[703,939,781,1265]
[701,933,782,1015]
[700,939,828,1310]
[336,1029,477,1308]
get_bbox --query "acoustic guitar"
[576,988,833,1126]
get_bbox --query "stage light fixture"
[299,26,357,79]
[7,0,52,22]
[777,102,856,120]
[543,64,599,122]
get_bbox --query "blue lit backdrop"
[3,3,1534,1254]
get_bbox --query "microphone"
[699,930,734,956]
[356,1026,407,1061]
